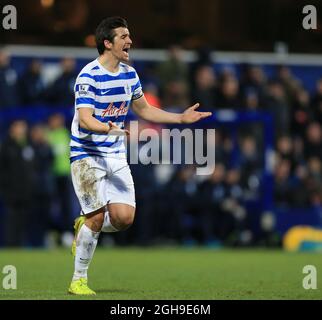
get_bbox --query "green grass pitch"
[0,247,321,300]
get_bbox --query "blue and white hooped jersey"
[70,59,143,163]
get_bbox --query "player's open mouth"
[122,48,130,59]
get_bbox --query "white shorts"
[71,156,136,215]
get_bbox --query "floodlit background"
[0,0,322,253]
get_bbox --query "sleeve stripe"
[75,91,95,99]
[132,92,144,101]
[75,103,95,109]
[76,97,95,105]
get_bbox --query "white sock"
[72,224,100,281]
[101,209,119,233]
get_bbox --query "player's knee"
[121,212,135,230]
[85,211,104,232]
[111,209,135,231]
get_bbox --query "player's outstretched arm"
[78,108,129,135]
[131,95,212,124]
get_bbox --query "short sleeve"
[132,72,144,101]
[74,74,96,109]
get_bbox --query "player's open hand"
[181,103,212,124]
[108,121,130,136]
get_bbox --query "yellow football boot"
[68,278,96,295]
[71,216,86,257]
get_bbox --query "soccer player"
[68,16,212,295]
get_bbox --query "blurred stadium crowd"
[0,46,322,248]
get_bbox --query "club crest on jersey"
[124,83,131,95]
[101,101,128,118]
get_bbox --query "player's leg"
[100,205,118,232]
[69,208,104,295]
[70,203,134,295]
[69,209,102,294]
[101,158,136,233]
[85,208,105,231]
[70,157,135,294]
[71,214,85,256]
[69,157,107,295]
[105,203,135,231]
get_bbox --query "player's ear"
[104,39,113,50]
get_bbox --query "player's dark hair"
[95,16,128,55]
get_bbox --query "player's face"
[110,27,132,62]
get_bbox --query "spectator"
[276,135,294,162]
[309,188,322,207]
[238,136,262,189]
[163,165,199,244]
[304,122,322,160]
[276,65,301,105]
[0,49,20,108]
[212,129,229,164]
[274,159,298,207]
[191,65,217,109]
[292,136,306,165]
[293,163,309,207]
[139,83,165,132]
[0,120,34,246]
[157,45,190,107]
[19,60,45,106]
[264,81,290,138]
[224,168,251,245]
[216,75,241,109]
[307,157,322,186]
[46,113,73,243]
[310,78,322,125]
[45,57,77,106]
[276,135,302,177]
[291,88,313,137]
[28,124,55,247]
[240,64,267,103]
[114,121,159,246]
[189,46,213,93]
[244,89,259,111]
[200,163,235,243]
[240,90,263,140]
[144,82,162,109]
[128,157,157,246]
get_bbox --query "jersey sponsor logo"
[101,89,111,95]
[101,101,128,118]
